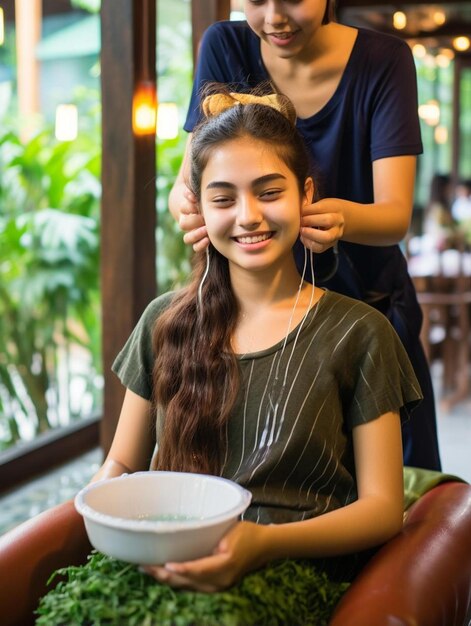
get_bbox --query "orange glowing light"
[393,11,407,30]
[453,36,470,52]
[132,81,157,136]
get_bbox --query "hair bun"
[202,92,296,124]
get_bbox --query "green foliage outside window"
[0,2,193,451]
[414,57,471,237]
[0,91,102,449]
[415,60,453,212]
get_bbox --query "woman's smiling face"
[244,0,327,60]
[200,136,312,274]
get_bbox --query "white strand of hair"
[251,245,317,472]
[197,247,211,320]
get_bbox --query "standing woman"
[169,0,441,470]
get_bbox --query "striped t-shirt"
[112,289,422,525]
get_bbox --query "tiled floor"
[437,408,471,482]
[0,362,470,537]
[433,360,471,483]
[0,448,103,536]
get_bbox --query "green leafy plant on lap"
[36,551,349,626]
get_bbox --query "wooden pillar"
[191,0,231,66]
[100,0,157,452]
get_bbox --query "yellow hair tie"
[202,92,296,124]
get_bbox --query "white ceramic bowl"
[75,471,252,565]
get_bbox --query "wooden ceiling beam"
[338,2,471,39]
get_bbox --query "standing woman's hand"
[168,133,210,252]
[300,198,345,253]
[179,187,210,252]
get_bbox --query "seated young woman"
[92,87,422,592]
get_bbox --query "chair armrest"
[329,481,471,626]
[0,499,91,626]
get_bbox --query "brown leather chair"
[1,481,471,626]
[0,500,91,626]
[330,481,471,626]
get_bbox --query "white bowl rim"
[74,471,252,533]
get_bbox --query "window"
[459,65,471,180]
[415,51,453,211]
[0,1,102,455]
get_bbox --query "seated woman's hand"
[141,521,268,592]
[300,198,345,253]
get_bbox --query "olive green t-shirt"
[112,290,422,525]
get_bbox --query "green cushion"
[403,466,467,510]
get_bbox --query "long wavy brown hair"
[152,86,311,475]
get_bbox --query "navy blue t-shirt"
[184,21,423,338]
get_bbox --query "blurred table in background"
[407,236,471,412]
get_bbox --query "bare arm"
[300,155,417,252]
[91,389,154,482]
[144,411,404,591]
[261,411,404,560]
[168,133,209,252]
